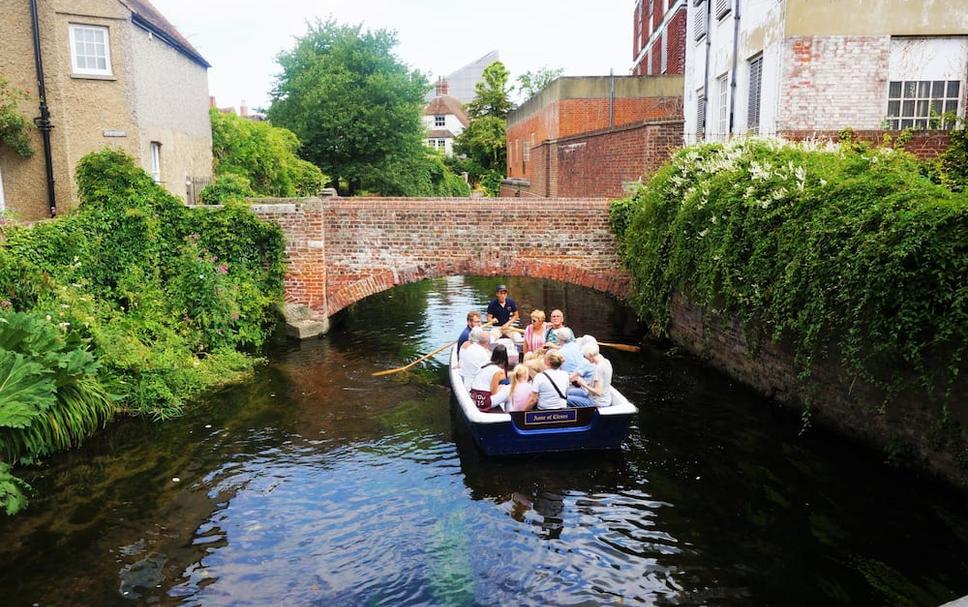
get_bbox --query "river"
[0,276,965,606]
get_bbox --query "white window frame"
[747,53,764,133]
[69,24,112,76]
[717,73,729,134]
[887,80,962,130]
[150,141,162,183]
[434,115,446,127]
[694,1,707,42]
[696,86,706,141]
[661,32,669,73]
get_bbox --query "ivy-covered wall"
[611,137,967,485]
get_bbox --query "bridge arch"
[252,197,630,318]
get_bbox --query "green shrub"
[0,149,286,513]
[199,173,255,205]
[612,138,967,406]
[928,127,968,193]
[0,76,33,158]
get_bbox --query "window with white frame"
[747,54,763,133]
[717,73,729,135]
[887,80,961,130]
[661,32,668,73]
[434,115,446,127]
[438,139,447,149]
[647,48,653,76]
[69,24,112,76]
[523,140,530,162]
[715,0,731,20]
[150,142,162,182]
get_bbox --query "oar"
[510,326,641,353]
[372,319,498,377]
[371,341,456,377]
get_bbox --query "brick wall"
[252,198,630,317]
[779,36,891,131]
[669,293,967,486]
[507,96,682,182]
[780,129,952,159]
[505,119,684,199]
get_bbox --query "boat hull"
[449,345,638,456]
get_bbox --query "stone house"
[0,0,213,220]
[684,0,968,148]
[423,78,469,157]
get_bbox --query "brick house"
[503,76,683,198]
[423,78,470,157]
[0,0,213,219]
[684,0,968,151]
[632,0,688,76]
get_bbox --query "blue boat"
[449,345,638,456]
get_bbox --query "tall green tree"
[466,61,513,120]
[454,61,512,195]
[209,109,327,198]
[267,20,431,195]
[516,66,563,102]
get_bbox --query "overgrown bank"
[611,137,967,483]
[0,150,286,513]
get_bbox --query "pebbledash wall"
[251,197,630,317]
[251,196,964,485]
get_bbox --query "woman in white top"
[526,351,570,411]
[469,345,510,412]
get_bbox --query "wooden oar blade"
[598,341,641,353]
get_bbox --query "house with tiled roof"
[0,0,214,219]
[423,78,470,156]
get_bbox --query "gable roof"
[122,0,211,68]
[425,95,470,127]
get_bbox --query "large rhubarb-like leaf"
[0,349,56,427]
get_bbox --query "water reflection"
[0,276,964,607]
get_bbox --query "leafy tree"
[454,61,512,195]
[516,66,563,102]
[268,20,432,195]
[210,109,327,197]
[466,61,513,120]
[0,76,33,158]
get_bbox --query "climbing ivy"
[611,138,967,411]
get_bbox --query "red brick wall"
[666,9,686,74]
[252,198,630,316]
[507,96,682,182]
[632,3,686,76]
[780,129,952,159]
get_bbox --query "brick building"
[0,0,213,219]
[684,0,968,150]
[632,0,688,76]
[503,76,683,197]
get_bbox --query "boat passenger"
[556,328,581,372]
[457,311,481,352]
[469,345,510,412]
[491,326,520,366]
[523,309,546,354]
[507,364,533,412]
[526,351,570,411]
[544,309,566,348]
[567,341,613,408]
[459,328,491,387]
[486,284,519,326]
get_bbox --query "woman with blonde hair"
[523,309,546,355]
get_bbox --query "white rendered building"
[423,78,470,156]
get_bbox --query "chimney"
[240,100,249,117]
[209,95,217,108]
[435,77,448,97]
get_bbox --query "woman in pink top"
[523,309,546,355]
[507,364,533,412]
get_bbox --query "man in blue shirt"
[457,310,481,352]
[486,284,519,326]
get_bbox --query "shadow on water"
[0,276,964,606]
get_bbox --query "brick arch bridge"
[252,197,630,320]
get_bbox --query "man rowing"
[486,284,519,326]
